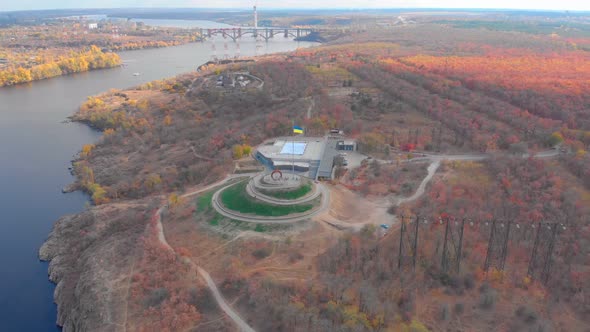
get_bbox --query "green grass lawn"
[260,183,312,200]
[221,182,314,216]
[197,191,215,212]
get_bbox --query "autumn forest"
[16,10,590,332]
[0,19,203,86]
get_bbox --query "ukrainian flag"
[293,125,304,134]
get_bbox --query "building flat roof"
[256,136,357,180]
[318,139,340,177]
[258,137,326,161]
[280,142,307,155]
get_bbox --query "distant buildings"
[88,23,98,30]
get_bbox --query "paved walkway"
[212,180,330,223]
[246,179,320,206]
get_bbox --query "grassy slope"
[221,182,314,216]
[259,183,312,200]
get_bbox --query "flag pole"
[292,120,295,177]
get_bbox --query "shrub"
[454,303,464,315]
[288,251,304,263]
[547,131,564,146]
[515,305,538,324]
[145,287,169,308]
[463,273,475,290]
[479,287,497,309]
[252,247,271,259]
[440,303,450,321]
[387,205,397,215]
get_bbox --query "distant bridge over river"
[199,27,316,42]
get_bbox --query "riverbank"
[30,18,590,332]
[37,54,311,330]
[0,19,203,87]
[294,31,328,43]
[0,34,316,329]
[0,46,121,87]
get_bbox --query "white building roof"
[258,137,326,161]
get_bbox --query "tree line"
[0,45,121,87]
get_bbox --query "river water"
[0,36,316,330]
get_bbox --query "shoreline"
[38,38,320,330]
[0,64,122,88]
[0,44,184,89]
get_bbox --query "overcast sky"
[2,0,589,12]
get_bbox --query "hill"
[42,21,590,331]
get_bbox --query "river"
[0,36,317,330]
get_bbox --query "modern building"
[337,140,356,151]
[317,139,340,180]
[255,136,356,180]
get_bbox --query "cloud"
[2,0,588,12]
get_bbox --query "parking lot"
[340,150,368,170]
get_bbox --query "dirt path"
[189,145,225,162]
[317,160,441,232]
[196,266,256,332]
[151,176,258,332]
[396,160,440,205]
[384,148,560,165]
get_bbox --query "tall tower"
[254,1,258,29]
[254,0,263,56]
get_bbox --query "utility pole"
[541,224,558,284]
[484,220,511,274]
[500,221,512,271]
[456,219,465,273]
[527,222,542,278]
[528,223,560,284]
[412,215,420,270]
[398,216,405,269]
[398,216,420,271]
[442,217,450,272]
[484,220,497,272]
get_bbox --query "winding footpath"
[153,174,258,332]
[397,160,441,206]
[246,178,321,206]
[394,149,560,206]
[196,266,255,332]
[400,148,559,164]
[149,148,562,331]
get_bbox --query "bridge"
[199,27,315,42]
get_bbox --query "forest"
[0,45,120,86]
[44,18,590,332]
[0,19,202,86]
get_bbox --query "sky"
[1,0,589,12]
